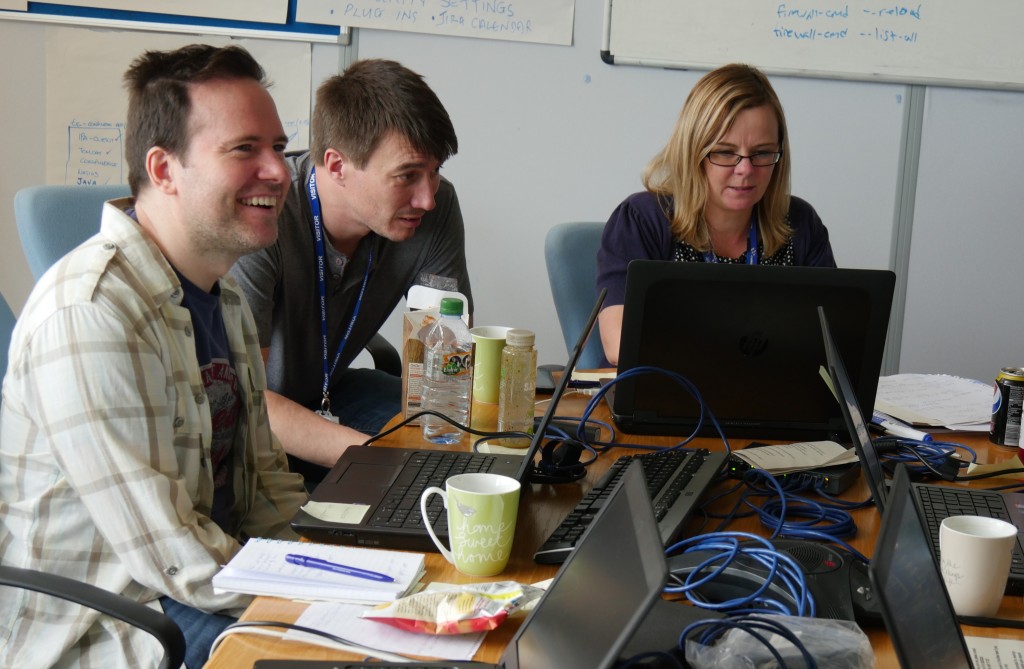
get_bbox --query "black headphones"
[530,437,587,484]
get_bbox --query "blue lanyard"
[308,167,373,413]
[704,219,759,265]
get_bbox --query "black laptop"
[290,291,606,551]
[257,461,667,669]
[821,306,1024,593]
[611,261,895,439]
[870,463,974,668]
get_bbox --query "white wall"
[0,20,47,312]
[901,87,1024,379]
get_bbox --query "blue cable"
[719,469,869,563]
[575,366,733,460]
[876,437,976,479]
[665,531,815,618]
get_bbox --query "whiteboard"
[0,0,344,41]
[295,0,575,46]
[603,0,1024,90]
[33,0,287,24]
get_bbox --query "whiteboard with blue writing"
[603,0,1024,90]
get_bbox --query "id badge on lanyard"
[308,167,373,421]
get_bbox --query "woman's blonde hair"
[642,64,792,255]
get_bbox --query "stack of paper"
[874,374,992,431]
[213,538,425,604]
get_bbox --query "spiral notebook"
[212,538,425,604]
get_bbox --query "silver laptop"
[255,460,667,669]
[612,262,895,439]
[291,290,606,551]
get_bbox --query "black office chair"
[13,184,402,376]
[0,566,185,669]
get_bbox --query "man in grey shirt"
[230,59,473,485]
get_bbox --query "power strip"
[773,462,862,495]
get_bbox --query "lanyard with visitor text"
[308,166,373,419]
[703,219,759,265]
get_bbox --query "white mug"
[939,515,1017,617]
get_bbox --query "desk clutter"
[216,302,1024,667]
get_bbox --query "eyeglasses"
[706,151,782,167]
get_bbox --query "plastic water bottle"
[497,329,537,448]
[421,297,474,444]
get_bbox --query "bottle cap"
[438,297,464,316]
[506,329,535,347]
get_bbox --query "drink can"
[990,367,1024,448]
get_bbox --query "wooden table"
[205,391,1023,668]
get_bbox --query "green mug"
[420,472,521,576]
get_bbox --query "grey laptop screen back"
[503,461,666,669]
[870,464,973,668]
[819,306,889,512]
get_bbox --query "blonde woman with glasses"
[596,63,836,365]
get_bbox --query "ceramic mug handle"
[419,486,453,564]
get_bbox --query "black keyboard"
[534,448,725,564]
[916,484,1024,590]
[369,452,496,532]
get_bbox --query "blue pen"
[871,410,933,442]
[285,554,395,583]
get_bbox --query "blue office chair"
[544,221,607,370]
[0,566,185,669]
[15,184,131,279]
[13,184,401,375]
[1,292,16,383]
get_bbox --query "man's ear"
[145,146,178,195]
[322,148,350,184]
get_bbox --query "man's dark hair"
[311,59,457,168]
[123,44,268,196]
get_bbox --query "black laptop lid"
[819,306,889,513]
[870,464,973,668]
[613,262,895,439]
[513,288,606,480]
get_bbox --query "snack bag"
[362,582,542,635]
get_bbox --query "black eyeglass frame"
[705,151,783,167]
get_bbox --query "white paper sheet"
[289,601,485,661]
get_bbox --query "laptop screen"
[870,464,973,668]
[613,262,894,439]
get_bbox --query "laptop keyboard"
[916,485,1024,590]
[534,448,724,564]
[369,451,497,532]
